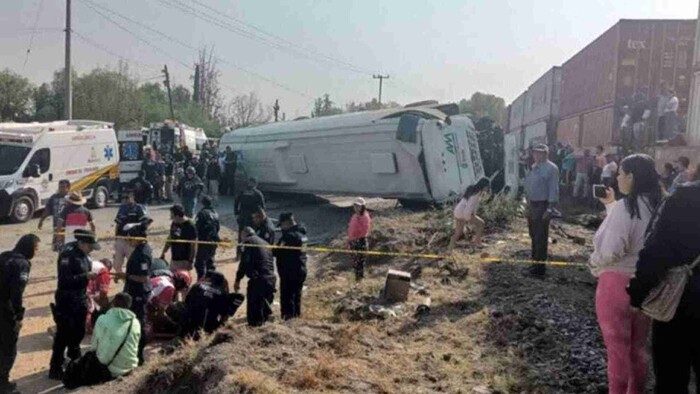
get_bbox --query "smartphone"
[592,184,607,199]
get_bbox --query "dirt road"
[7,193,379,394]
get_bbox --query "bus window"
[396,114,419,143]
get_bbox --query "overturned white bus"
[219,103,484,204]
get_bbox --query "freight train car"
[219,104,485,204]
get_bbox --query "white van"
[0,120,119,222]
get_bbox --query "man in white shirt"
[601,155,618,188]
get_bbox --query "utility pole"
[273,99,280,122]
[373,74,389,105]
[64,0,72,120]
[162,65,175,120]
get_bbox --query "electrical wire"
[22,0,45,71]
[188,0,375,75]
[161,0,371,76]
[78,0,312,98]
[79,1,192,69]
[72,30,161,69]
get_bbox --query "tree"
[222,92,270,129]
[474,117,504,182]
[346,98,401,112]
[311,94,343,117]
[459,92,506,126]
[0,69,34,121]
[33,83,58,122]
[72,62,142,129]
[196,46,222,119]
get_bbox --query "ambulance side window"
[28,148,51,174]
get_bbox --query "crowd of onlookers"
[503,141,700,393]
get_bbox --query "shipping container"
[523,67,562,125]
[582,107,615,147]
[524,121,548,147]
[508,91,527,133]
[561,19,696,121]
[557,116,581,147]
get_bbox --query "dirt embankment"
[81,201,606,394]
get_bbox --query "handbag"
[63,318,135,389]
[641,254,700,322]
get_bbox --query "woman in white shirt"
[589,154,663,394]
[448,178,489,250]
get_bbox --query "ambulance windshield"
[0,145,31,175]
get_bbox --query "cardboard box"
[383,269,411,302]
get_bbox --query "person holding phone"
[588,154,663,394]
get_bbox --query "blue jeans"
[182,196,197,218]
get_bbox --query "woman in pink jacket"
[588,154,662,394]
[348,198,371,281]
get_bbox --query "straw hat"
[65,191,87,206]
[353,197,366,206]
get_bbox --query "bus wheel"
[11,196,35,223]
[91,186,109,209]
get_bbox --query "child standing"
[348,198,372,281]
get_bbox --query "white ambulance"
[0,120,119,222]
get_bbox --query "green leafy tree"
[346,98,401,112]
[312,94,343,117]
[0,69,34,121]
[474,117,504,187]
[459,92,506,126]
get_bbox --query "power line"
[188,0,374,75]
[72,30,161,69]
[78,0,312,98]
[79,1,191,69]
[161,0,371,76]
[22,0,46,70]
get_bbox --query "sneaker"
[48,368,63,381]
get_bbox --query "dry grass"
[228,369,284,394]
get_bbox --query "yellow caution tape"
[49,230,588,268]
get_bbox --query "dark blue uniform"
[236,235,276,327]
[50,242,92,373]
[195,207,220,280]
[124,242,152,364]
[0,251,31,386]
[273,225,308,320]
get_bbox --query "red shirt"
[348,212,371,241]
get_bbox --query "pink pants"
[595,272,651,394]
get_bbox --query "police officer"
[194,196,220,280]
[114,222,152,365]
[234,227,276,327]
[49,229,101,380]
[273,213,308,320]
[181,271,230,339]
[235,178,265,258]
[235,178,265,226]
[0,234,40,393]
[252,207,275,245]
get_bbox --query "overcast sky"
[1,0,697,118]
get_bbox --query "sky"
[1,0,698,119]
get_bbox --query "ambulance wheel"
[11,196,35,223]
[91,186,109,209]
